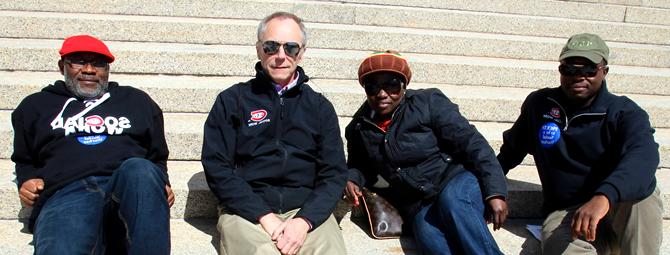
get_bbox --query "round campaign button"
[539,122,561,148]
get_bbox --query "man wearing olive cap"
[497,33,662,254]
[11,34,173,254]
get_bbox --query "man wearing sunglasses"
[497,33,662,254]
[202,12,347,255]
[11,35,173,254]
[344,51,508,254]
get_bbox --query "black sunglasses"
[558,63,604,77]
[364,78,404,96]
[64,58,108,69]
[260,40,302,58]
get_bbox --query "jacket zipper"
[361,118,385,133]
[360,106,402,169]
[547,97,606,131]
[277,186,284,214]
[274,93,288,213]
[280,97,285,120]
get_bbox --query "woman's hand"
[486,196,508,231]
[344,181,363,206]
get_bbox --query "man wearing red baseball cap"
[11,34,173,254]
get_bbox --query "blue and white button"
[539,122,561,148]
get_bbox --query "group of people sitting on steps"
[11,11,662,255]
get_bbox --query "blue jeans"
[33,158,170,255]
[412,171,503,255]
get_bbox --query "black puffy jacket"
[346,88,507,216]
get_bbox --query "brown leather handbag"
[360,188,403,239]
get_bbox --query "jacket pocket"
[395,153,452,198]
[395,166,436,198]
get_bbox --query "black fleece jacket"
[201,63,347,228]
[497,82,658,213]
[11,80,169,204]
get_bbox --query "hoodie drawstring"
[50,93,111,130]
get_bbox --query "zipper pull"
[280,97,285,119]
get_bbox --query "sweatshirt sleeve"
[428,89,507,199]
[146,97,170,184]
[11,104,40,187]
[497,93,533,174]
[201,89,273,223]
[596,101,659,206]
[295,96,348,228]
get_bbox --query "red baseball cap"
[59,35,115,63]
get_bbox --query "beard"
[64,72,109,99]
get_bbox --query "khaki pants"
[541,188,663,255]
[217,208,346,255]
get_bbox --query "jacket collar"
[354,89,410,122]
[549,80,613,113]
[253,62,310,95]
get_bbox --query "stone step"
[2,73,670,125]
[1,0,669,45]
[1,196,670,254]
[2,108,670,164]
[318,0,670,26]
[0,217,539,255]
[1,39,668,97]
[1,11,669,67]
[1,159,669,220]
[568,0,670,9]
[0,219,220,255]
[2,110,670,167]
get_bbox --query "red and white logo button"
[550,107,561,118]
[250,110,268,122]
[85,115,104,127]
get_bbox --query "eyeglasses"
[260,40,302,58]
[64,58,108,69]
[558,63,604,77]
[364,78,404,96]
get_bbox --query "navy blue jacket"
[497,82,658,213]
[201,63,347,228]
[346,89,507,217]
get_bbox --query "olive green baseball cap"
[559,33,609,64]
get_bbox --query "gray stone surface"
[3,72,670,117]
[0,0,356,24]
[2,159,670,220]
[0,40,668,97]
[350,5,670,45]
[2,109,670,166]
[324,0,628,22]
[1,1,669,45]
[569,0,670,8]
[1,0,669,254]
[0,215,669,254]
[626,6,670,26]
[2,11,668,67]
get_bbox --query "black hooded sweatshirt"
[11,81,169,208]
